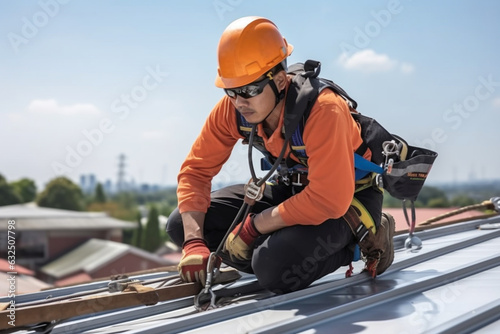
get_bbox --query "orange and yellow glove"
[225,214,261,261]
[178,238,219,285]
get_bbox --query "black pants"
[166,183,383,294]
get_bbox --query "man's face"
[225,71,286,124]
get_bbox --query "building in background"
[39,238,174,286]
[0,203,136,272]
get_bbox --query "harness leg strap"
[342,206,383,278]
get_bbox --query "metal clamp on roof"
[108,278,138,292]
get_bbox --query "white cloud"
[338,49,414,74]
[27,99,100,115]
[492,97,500,108]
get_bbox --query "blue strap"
[353,244,361,261]
[354,153,384,180]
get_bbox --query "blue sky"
[1,0,499,190]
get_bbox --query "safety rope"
[214,124,289,257]
[197,123,290,309]
[419,197,500,226]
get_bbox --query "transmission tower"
[117,153,126,193]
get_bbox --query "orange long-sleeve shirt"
[177,85,365,226]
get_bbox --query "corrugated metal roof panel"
[39,239,172,279]
[40,239,130,278]
[0,203,136,230]
[0,203,106,218]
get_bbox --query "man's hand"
[178,238,215,285]
[225,214,261,261]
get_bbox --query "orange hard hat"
[215,16,293,89]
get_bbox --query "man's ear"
[275,71,287,90]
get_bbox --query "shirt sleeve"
[177,96,242,213]
[278,89,363,225]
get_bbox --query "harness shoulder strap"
[283,60,322,141]
[284,60,323,166]
[286,62,375,174]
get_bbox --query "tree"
[450,194,477,207]
[11,178,37,203]
[0,174,21,206]
[415,186,449,207]
[37,176,84,211]
[383,194,401,208]
[133,211,144,248]
[427,197,450,208]
[142,205,161,252]
[94,183,107,203]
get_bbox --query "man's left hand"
[225,213,261,261]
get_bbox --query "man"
[166,16,394,294]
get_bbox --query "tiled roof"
[0,259,33,276]
[0,272,51,294]
[383,207,487,232]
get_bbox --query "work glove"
[225,214,261,262]
[178,238,220,286]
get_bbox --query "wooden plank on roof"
[0,282,201,330]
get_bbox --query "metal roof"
[0,203,136,230]
[3,214,500,334]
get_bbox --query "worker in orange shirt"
[166,16,395,294]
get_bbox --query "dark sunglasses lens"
[242,85,261,97]
[224,89,237,98]
[225,88,251,99]
[224,77,269,99]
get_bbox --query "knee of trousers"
[165,208,184,247]
[252,241,354,294]
[251,249,312,294]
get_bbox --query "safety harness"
[235,60,438,273]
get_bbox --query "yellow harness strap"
[351,197,377,235]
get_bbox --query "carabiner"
[194,252,219,311]
[194,286,216,311]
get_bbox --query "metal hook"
[194,252,219,311]
[489,197,500,212]
[194,287,217,311]
[403,200,422,251]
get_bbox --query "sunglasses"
[224,72,273,99]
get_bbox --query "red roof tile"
[383,207,486,232]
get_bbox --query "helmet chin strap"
[260,79,285,124]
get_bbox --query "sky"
[1,0,500,190]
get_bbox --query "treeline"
[0,174,37,205]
